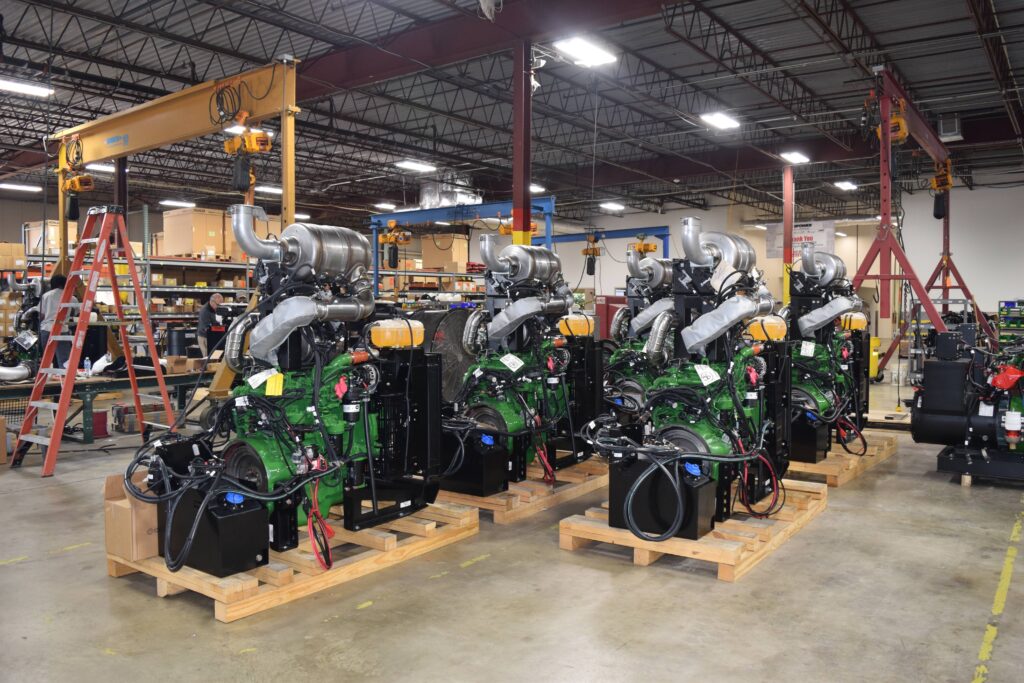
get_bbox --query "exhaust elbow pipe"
[801,244,847,287]
[643,311,677,364]
[610,306,632,342]
[0,363,32,382]
[681,217,712,266]
[224,311,258,373]
[626,248,644,278]
[479,234,510,273]
[228,204,284,262]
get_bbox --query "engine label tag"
[247,368,277,389]
[979,402,995,417]
[694,364,720,386]
[499,353,525,372]
[800,341,816,357]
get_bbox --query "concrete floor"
[2,424,1024,682]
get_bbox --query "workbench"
[0,370,212,444]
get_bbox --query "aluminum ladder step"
[49,335,75,342]
[38,367,67,376]
[59,302,83,310]
[142,420,172,429]
[29,400,60,410]
[19,434,51,446]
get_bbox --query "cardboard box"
[422,234,469,271]
[24,220,78,255]
[103,472,158,561]
[151,233,164,256]
[184,357,205,372]
[164,355,188,374]
[128,241,143,257]
[0,243,22,269]
[162,208,225,257]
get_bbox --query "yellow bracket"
[930,158,953,193]
[223,130,272,155]
[877,98,909,144]
[61,174,95,193]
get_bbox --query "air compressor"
[591,217,791,542]
[125,205,442,576]
[786,244,870,462]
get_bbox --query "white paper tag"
[745,392,758,401]
[841,364,849,371]
[247,368,276,388]
[214,314,223,324]
[694,364,720,386]
[499,353,525,372]
[800,341,816,357]
[979,402,995,417]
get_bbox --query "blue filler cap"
[684,463,701,477]
[614,398,624,405]
[225,492,244,505]
[481,434,495,446]
[805,411,817,421]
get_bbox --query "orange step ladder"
[10,205,175,476]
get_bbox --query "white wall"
[546,184,1021,314]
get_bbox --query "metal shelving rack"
[368,196,556,297]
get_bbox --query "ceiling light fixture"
[780,151,810,164]
[0,77,54,98]
[599,201,625,212]
[395,159,436,173]
[835,231,848,237]
[700,112,740,130]
[552,37,616,67]
[294,212,311,220]
[0,183,42,193]
[435,221,451,226]
[85,163,127,173]
[254,185,283,195]
[752,224,768,230]
[159,199,196,208]
[374,202,397,211]
[530,183,546,193]
[834,181,858,191]
[224,125,274,137]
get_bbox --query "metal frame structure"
[532,226,671,258]
[851,68,994,372]
[369,196,557,296]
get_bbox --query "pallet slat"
[436,458,608,524]
[558,479,828,582]
[787,431,899,487]
[107,502,479,623]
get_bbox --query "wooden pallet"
[558,479,827,582]
[106,501,478,622]
[785,430,899,487]
[435,458,608,524]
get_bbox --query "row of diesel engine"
[589,218,870,542]
[124,207,605,577]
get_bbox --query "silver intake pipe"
[681,217,712,266]
[627,248,673,289]
[627,297,674,337]
[797,295,862,336]
[609,306,632,342]
[0,363,32,382]
[626,248,644,278]
[800,244,846,287]
[228,204,283,261]
[224,311,258,373]
[680,217,756,272]
[681,288,774,354]
[643,311,677,363]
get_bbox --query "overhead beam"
[297,0,684,100]
[964,0,1024,138]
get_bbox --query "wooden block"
[585,506,609,521]
[107,557,138,578]
[559,532,594,551]
[383,516,437,537]
[156,577,188,597]
[633,548,664,566]
[250,562,294,586]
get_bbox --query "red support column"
[782,165,794,305]
[511,41,532,246]
[941,193,951,314]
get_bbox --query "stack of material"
[24,220,78,255]
[422,234,469,273]
[0,291,21,337]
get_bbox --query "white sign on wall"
[765,220,836,258]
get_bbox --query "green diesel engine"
[591,218,791,541]
[126,205,441,577]
[438,234,602,496]
[786,244,870,462]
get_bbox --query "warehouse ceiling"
[0,0,1022,226]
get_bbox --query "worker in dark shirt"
[197,293,223,356]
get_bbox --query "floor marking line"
[971,496,1024,683]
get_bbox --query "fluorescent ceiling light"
[395,159,436,173]
[834,181,858,191]
[553,37,616,68]
[159,199,195,208]
[835,231,848,237]
[0,182,42,192]
[530,183,546,193]
[700,112,740,130]
[435,221,451,226]
[294,212,311,220]
[224,125,273,137]
[599,201,625,212]
[752,224,768,230]
[374,202,397,211]
[85,163,129,173]
[0,77,54,98]
[780,151,810,164]
[875,215,882,220]
[255,185,283,195]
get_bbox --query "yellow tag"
[265,373,284,396]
